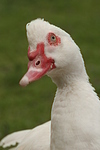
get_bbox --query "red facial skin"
[27,43,56,71]
[19,32,61,86]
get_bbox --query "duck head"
[19,19,88,87]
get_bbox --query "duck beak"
[19,43,55,86]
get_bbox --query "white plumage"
[0,121,50,150]
[0,130,31,148]
[0,18,100,150]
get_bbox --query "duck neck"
[50,70,92,150]
[52,67,88,89]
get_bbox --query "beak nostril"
[35,60,41,66]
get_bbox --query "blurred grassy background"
[0,0,100,141]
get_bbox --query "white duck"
[0,18,100,150]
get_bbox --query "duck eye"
[47,32,61,46]
[48,33,57,45]
[51,35,56,42]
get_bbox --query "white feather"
[0,130,30,148]
[0,121,50,150]
[16,121,50,150]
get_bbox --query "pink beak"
[19,43,56,86]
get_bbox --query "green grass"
[0,0,100,141]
